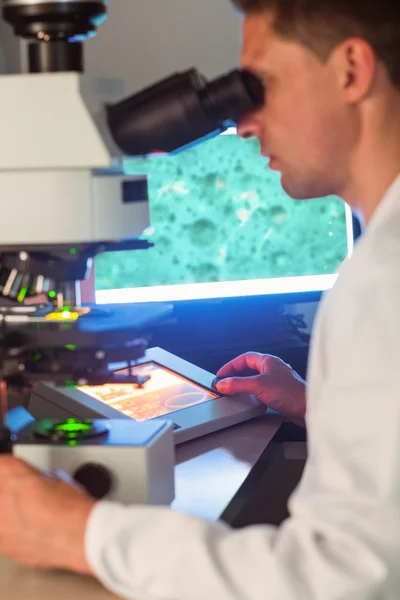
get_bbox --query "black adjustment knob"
[0,427,12,454]
[73,463,114,499]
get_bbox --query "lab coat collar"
[367,172,400,233]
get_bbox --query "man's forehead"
[240,13,277,69]
[240,13,315,74]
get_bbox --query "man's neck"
[339,98,400,226]
[343,164,400,226]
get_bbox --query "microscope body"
[0,0,264,419]
[0,0,266,504]
[0,0,262,310]
[0,72,149,249]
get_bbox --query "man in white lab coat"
[1,1,400,598]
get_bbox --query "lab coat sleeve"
[85,267,400,600]
[85,381,400,600]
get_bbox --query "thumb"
[216,375,260,397]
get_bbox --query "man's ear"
[331,38,376,103]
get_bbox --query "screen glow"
[79,362,218,422]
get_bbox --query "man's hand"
[215,352,306,427]
[0,456,96,574]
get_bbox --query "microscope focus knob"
[73,463,114,499]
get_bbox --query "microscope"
[0,0,263,390]
[0,0,264,503]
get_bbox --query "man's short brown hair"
[232,0,400,88]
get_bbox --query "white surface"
[0,74,123,169]
[82,174,400,600]
[0,170,149,245]
[91,173,149,241]
[0,73,149,246]
[172,413,283,521]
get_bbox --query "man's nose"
[236,114,260,140]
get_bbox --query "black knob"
[73,462,114,499]
[0,427,13,454]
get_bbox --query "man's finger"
[215,375,262,397]
[216,352,265,378]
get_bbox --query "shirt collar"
[367,173,400,234]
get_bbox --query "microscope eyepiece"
[106,68,264,157]
[199,69,264,125]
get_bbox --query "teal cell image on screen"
[95,132,352,302]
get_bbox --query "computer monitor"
[95,130,356,304]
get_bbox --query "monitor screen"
[95,130,355,304]
[78,362,219,422]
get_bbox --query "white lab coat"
[86,175,400,600]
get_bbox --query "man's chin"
[280,175,323,201]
